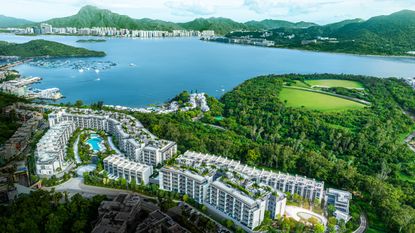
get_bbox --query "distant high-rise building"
[40,23,52,34]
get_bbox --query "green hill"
[0,15,34,28]
[229,10,415,56]
[309,10,415,55]
[179,17,249,35]
[245,19,317,30]
[0,39,106,58]
[44,5,179,31]
[323,18,364,30]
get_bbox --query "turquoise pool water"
[87,134,103,152]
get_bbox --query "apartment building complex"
[35,121,76,176]
[178,151,324,202]
[48,109,177,166]
[103,155,152,185]
[159,163,286,231]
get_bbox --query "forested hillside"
[0,39,105,58]
[134,74,415,232]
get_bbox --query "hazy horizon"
[0,0,414,25]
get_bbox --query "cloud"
[243,0,341,16]
[165,0,216,16]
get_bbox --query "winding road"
[353,214,368,233]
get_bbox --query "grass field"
[279,88,365,112]
[305,79,364,89]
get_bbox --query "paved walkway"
[108,136,122,154]
[74,134,81,164]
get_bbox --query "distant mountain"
[245,19,317,30]
[323,18,364,30]
[39,5,319,35]
[0,39,105,58]
[0,15,34,28]
[179,17,249,35]
[44,5,180,31]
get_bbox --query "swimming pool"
[86,134,103,152]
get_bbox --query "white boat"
[78,69,84,73]
[129,63,137,67]
[95,69,100,74]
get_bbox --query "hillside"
[245,19,317,30]
[136,73,415,232]
[226,10,415,56]
[323,18,364,30]
[0,39,106,58]
[0,15,34,28]
[179,17,249,35]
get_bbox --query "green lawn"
[279,88,365,112]
[305,79,364,89]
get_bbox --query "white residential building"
[35,121,76,176]
[177,151,325,202]
[325,188,352,222]
[103,155,152,185]
[159,165,214,203]
[205,180,268,230]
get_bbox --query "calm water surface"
[1,34,415,107]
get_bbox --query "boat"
[78,68,84,73]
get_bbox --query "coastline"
[203,39,415,60]
[2,31,414,59]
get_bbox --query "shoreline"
[2,32,415,59]
[203,39,415,60]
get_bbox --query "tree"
[225,219,234,229]
[327,204,336,216]
[182,194,189,203]
[120,178,127,189]
[314,223,325,233]
[75,100,83,108]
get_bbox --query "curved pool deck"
[285,205,327,226]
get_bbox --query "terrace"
[220,171,270,200]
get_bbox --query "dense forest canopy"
[135,74,415,232]
[0,190,105,233]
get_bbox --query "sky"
[0,0,415,24]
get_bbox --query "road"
[46,177,131,198]
[353,213,368,233]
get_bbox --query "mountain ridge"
[0,15,34,28]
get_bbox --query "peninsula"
[0,39,106,58]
